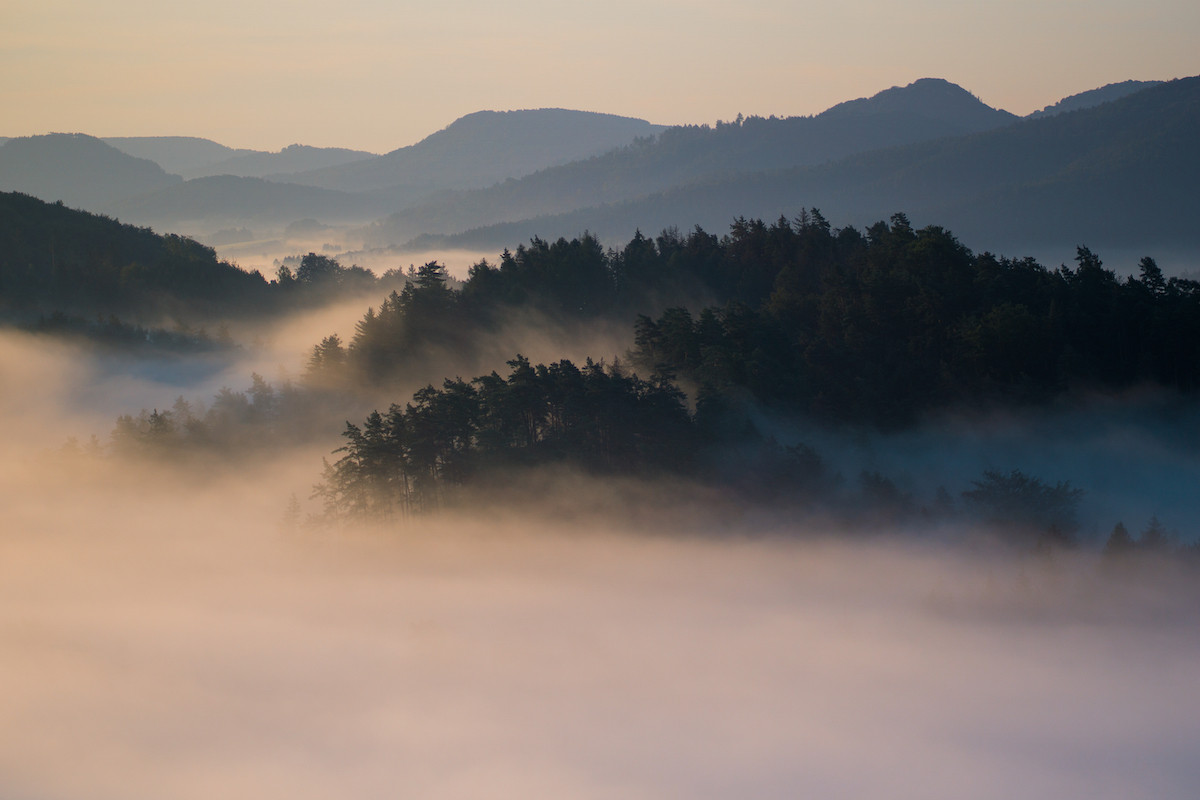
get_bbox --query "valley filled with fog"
[3,295,1200,798]
[5,65,1200,799]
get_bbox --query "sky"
[3,0,1199,153]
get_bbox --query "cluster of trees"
[79,204,1200,555]
[1099,516,1200,563]
[319,380,1200,565]
[630,212,1200,426]
[306,261,473,389]
[288,221,707,386]
[304,232,713,389]
[107,373,345,456]
[961,470,1085,545]
[310,210,1200,429]
[315,355,694,518]
[272,251,407,297]
[315,370,1113,550]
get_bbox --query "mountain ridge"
[404,77,1199,260]
[0,134,182,210]
[361,78,1019,246]
[1027,80,1164,119]
[280,108,667,201]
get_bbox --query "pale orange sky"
[3,0,1197,153]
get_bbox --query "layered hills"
[363,78,1019,245]
[0,134,181,210]
[400,77,1199,260]
[278,108,668,200]
[102,138,377,180]
[2,77,1193,266]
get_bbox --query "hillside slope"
[0,191,269,319]
[419,78,1199,259]
[284,108,667,201]
[0,135,182,210]
[362,79,1018,245]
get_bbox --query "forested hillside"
[0,192,402,322]
[96,207,1200,543]
[314,212,1200,428]
[0,191,269,319]
[1026,80,1162,118]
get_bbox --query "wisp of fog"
[2,324,1199,800]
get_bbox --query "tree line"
[307,210,1200,431]
[315,355,693,519]
[87,206,1200,553]
[630,212,1200,427]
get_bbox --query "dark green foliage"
[312,261,470,388]
[318,209,1200,429]
[315,355,697,518]
[318,229,720,389]
[0,191,269,319]
[88,206,1200,549]
[0,192,407,336]
[628,214,1200,427]
[961,469,1084,542]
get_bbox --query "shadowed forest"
[9,192,1190,561]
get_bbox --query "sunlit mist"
[1,327,1199,799]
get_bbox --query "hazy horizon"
[5,0,1198,152]
[1,77,1190,155]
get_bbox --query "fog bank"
[3,316,1199,800]
[1,456,1198,799]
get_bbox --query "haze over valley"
[3,1,1200,793]
[5,77,1195,272]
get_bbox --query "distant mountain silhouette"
[10,78,1188,263]
[109,175,376,229]
[282,109,666,202]
[103,136,254,176]
[414,78,1197,259]
[0,134,181,210]
[362,79,1018,245]
[1027,80,1163,119]
[104,137,377,180]
[195,144,376,180]
[820,77,1017,132]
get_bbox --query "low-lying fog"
[2,324,1199,799]
[3,461,1199,800]
[0,289,635,438]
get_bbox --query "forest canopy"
[85,208,1200,554]
[304,211,1200,427]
